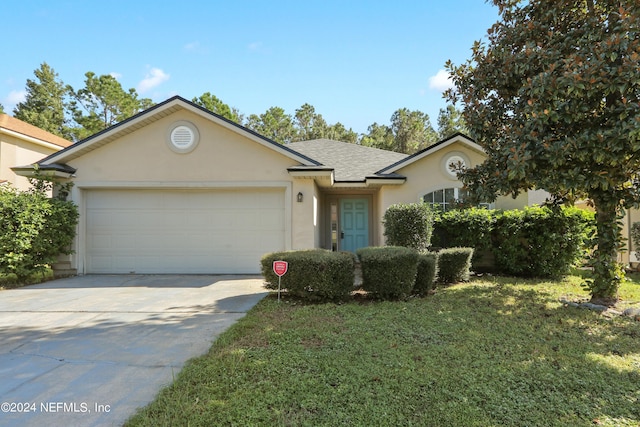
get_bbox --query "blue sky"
[2,1,500,135]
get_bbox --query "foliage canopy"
[0,177,78,281]
[447,0,640,300]
[13,62,71,139]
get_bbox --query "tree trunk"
[590,195,623,304]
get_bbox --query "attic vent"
[166,121,200,153]
[171,126,194,148]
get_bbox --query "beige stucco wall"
[377,141,487,245]
[494,192,530,210]
[62,109,320,270]
[290,178,318,250]
[375,141,547,244]
[0,135,59,190]
[313,182,322,247]
[68,111,294,183]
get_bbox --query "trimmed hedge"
[492,207,594,277]
[433,206,595,278]
[261,249,355,302]
[357,246,419,300]
[437,247,474,285]
[432,207,494,269]
[414,252,438,295]
[383,203,434,251]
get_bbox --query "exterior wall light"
[297,192,304,202]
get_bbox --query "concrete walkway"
[0,275,268,427]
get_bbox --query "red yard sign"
[273,260,288,277]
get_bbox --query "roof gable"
[0,114,72,149]
[37,96,320,167]
[376,133,484,174]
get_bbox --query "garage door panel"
[86,189,286,274]
[89,256,116,271]
[258,210,285,228]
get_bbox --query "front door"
[340,198,369,252]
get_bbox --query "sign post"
[273,260,288,302]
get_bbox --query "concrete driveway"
[0,275,268,427]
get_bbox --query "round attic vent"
[171,126,194,148]
[441,152,469,179]
[166,121,199,153]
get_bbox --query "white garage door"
[85,188,286,274]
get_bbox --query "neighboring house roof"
[0,114,72,149]
[288,139,408,182]
[32,96,320,171]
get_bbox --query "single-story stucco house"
[13,95,611,275]
[0,114,72,190]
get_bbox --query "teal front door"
[340,199,369,252]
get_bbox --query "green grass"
[126,275,640,427]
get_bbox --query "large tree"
[326,122,359,144]
[446,0,640,302]
[361,109,438,154]
[437,104,468,139]
[68,72,154,140]
[292,104,358,143]
[360,123,395,151]
[192,92,242,123]
[390,108,438,154]
[13,62,71,139]
[245,107,296,144]
[293,103,328,140]
[0,103,5,114]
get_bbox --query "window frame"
[422,187,493,211]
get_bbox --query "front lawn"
[126,275,640,426]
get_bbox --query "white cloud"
[110,72,122,80]
[2,90,27,111]
[428,70,454,92]
[6,90,26,104]
[248,41,263,51]
[137,68,170,93]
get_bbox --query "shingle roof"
[0,114,72,148]
[288,139,408,181]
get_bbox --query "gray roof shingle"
[288,139,408,182]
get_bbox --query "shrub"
[261,249,355,302]
[0,184,78,281]
[383,203,434,250]
[432,207,494,249]
[414,252,438,295]
[357,246,419,299]
[437,247,474,285]
[492,206,595,278]
[433,206,595,278]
